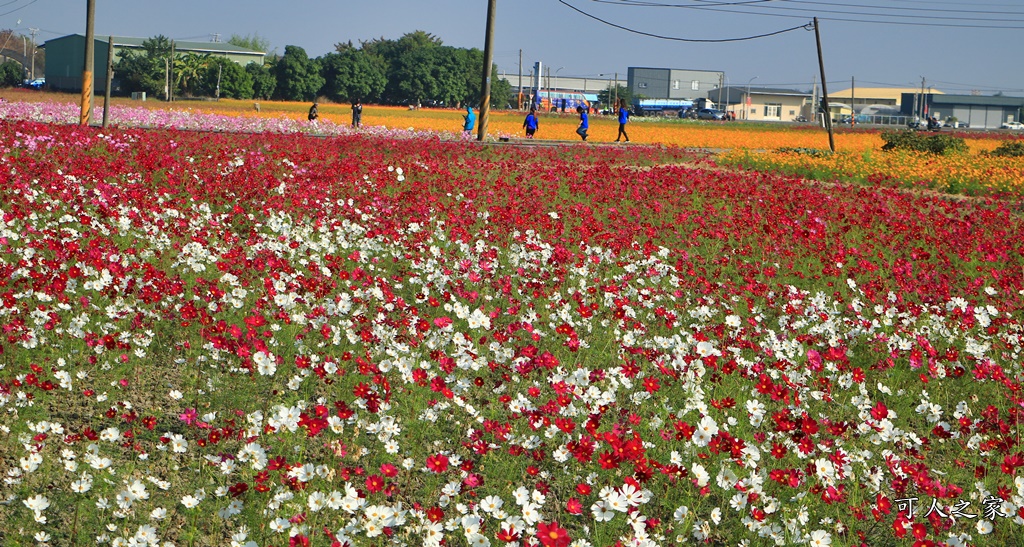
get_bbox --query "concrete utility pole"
[813,17,835,153]
[169,40,175,102]
[851,76,855,125]
[103,36,113,128]
[518,48,523,110]
[28,27,38,79]
[477,0,497,141]
[80,0,96,126]
[919,76,926,118]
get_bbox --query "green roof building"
[42,34,265,93]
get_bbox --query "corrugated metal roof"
[930,93,1024,107]
[45,34,264,55]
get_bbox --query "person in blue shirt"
[463,105,476,135]
[523,108,539,138]
[576,106,589,141]
[615,99,630,142]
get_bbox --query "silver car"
[697,109,726,120]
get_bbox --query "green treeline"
[113,31,512,108]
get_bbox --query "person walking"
[615,98,630,142]
[351,100,363,128]
[463,105,476,136]
[307,102,319,125]
[523,107,539,138]
[576,106,589,141]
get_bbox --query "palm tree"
[173,52,209,97]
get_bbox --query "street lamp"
[745,76,758,120]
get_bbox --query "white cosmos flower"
[23,494,50,512]
[591,500,615,521]
[809,530,832,546]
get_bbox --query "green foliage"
[489,72,514,109]
[173,52,210,97]
[273,45,324,102]
[0,59,23,87]
[227,32,271,54]
[987,139,1024,157]
[318,49,386,103]
[598,84,632,108]
[113,50,167,98]
[245,61,276,100]
[142,35,173,58]
[200,57,254,99]
[880,130,968,155]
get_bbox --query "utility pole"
[169,40,175,102]
[103,36,113,128]
[216,64,222,99]
[717,73,724,113]
[851,76,855,126]
[813,18,835,153]
[518,48,523,110]
[477,0,496,141]
[613,72,618,111]
[28,28,38,79]
[919,76,926,119]
[810,73,817,123]
[80,0,96,126]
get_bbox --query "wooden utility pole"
[477,0,497,141]
[813,18,835,153]
[80,0,96,126]
[103,36,113,128]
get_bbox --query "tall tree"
[273,45,324,102]
[200,57,254,99]
[113,35,175,98]
[0,60,22,87]
[319,49,386,103]
[173,52,210,97]
[246,61,276,100]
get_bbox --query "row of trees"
[115,31,512,108]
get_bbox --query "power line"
[0,0,38,18]
[589,0,1024,28]
[558,0,814,42]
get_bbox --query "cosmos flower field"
[1,106,1024,547]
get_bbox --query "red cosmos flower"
[380,463,398,477]
[365,474,385,493]
[576,483,592,496]
[496,526,520,542]
[870,401,888,421]
[425,506,444,522]
[425,454,449,473]
[536,521,571,547]
[566,497,583,514]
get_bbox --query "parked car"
[696,108,726,120]
[1001,121,1024,130]
[22,78,44,90]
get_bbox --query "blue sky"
[9,0,1024,95]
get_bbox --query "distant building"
[828,87,933,112]
[900,93,1024,129]
[42,34,265,93]
[710,86,811,122]
[628,67,724,102]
